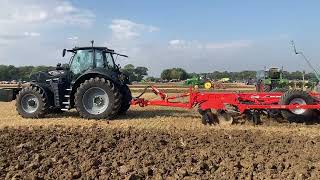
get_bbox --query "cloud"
[24,32,40,37]
[0,32,40,41]
[0,1,95,26]
[168,39,252,49]
[67,36,79,40]
[109,19,159,40]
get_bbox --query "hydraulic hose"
[135,86,151,98]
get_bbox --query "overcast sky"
[0,0,320,76]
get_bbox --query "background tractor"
[256,67,289,92]
[184,76,205,88]
[13,41,132,119]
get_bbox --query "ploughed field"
[1,94,320,179]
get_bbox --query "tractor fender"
[70,70,122,107]
[74,68,121,86]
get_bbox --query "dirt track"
[1,126,320,179]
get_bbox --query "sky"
[0,0,320,76]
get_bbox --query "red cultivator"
[131,86,320,125]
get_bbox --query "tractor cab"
[266,67,281,80]
[63,46,129,84]
[256,67,289,92]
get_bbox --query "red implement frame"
[131,86,320,113]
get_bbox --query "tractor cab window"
[95,51,114,69]
[70,50,93,74]
[105,52,115,69]
[95,51,104,68]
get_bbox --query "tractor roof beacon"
[16,41,132,119]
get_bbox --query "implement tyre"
[280,90,316,122]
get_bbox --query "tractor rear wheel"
[118,85,132,115]
[75,77,121,119]
[280,90,316,122]
[16,86,48,118]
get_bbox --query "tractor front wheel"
[75,77,121,119]
[16,86,48,118]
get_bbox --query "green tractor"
[0,41,132,119]
[184,76,205,87]
[256,67,289,92]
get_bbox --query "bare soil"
[1,126,320,180]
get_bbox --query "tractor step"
[62,101,70,105]
[61,108,69,111]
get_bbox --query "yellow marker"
[204,82,212,89]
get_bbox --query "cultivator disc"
[199,109,234,126]
[217,111,234,127]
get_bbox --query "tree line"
[0,64,149,82]
[0,64,318,82]
[159,68,318,82]
[0,65,55,81]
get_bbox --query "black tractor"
[15,41,132,119]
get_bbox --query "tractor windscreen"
[269,69,281,79]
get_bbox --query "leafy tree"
[160,68,188,80]
[134,66,148,81]
[160,69,171,80]
[122,64,148,82]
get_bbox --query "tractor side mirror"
[56,63,63,70]
[62,49,66,57]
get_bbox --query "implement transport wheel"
[16,86,48,118]
[75,77,121,119]
[280,90,316,122]
[217,110,234,127]
[204,81,212,89]
[118,85,132,115]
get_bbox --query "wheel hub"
[289,98,307,115]
[93,96,104,106]
[28,99,37,107]
[82,87,109,115]
[21,94,39,113]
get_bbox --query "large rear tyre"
[280,90,316,122]
[75,77,121,119]
[118,85,132,115]
[16,86,48,118]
